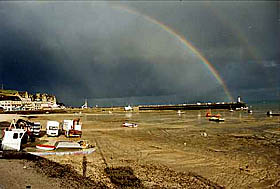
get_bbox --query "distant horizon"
[1,86,279,108]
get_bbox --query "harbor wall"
[138,102,246,111]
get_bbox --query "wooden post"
[82,155,87,177]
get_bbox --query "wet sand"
[1,110,280,188]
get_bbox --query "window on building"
[13,133,18,139]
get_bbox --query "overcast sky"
[0,1,279,106]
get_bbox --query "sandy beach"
[1,109,280,188]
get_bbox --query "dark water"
[248,100,280,113]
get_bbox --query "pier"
[138,102,247,111]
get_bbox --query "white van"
[46,121,59,137]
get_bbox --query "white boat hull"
[28,148,95,156]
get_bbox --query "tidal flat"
[1,109,280,188]
[31,110,280,188]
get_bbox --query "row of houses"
[0,90,61,111]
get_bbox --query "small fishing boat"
[209,117,225,122]
[267,111,280,116]
[206,113,221,117]
[36,144,56,150]
[123,123,138,128]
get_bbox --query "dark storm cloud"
[0,2,278,106]
[125,1,279,100]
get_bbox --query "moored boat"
[206,112,221,117]
[209,117,225,122]
[267,111,280,116]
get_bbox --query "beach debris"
[239,165,250,172]
[122,123,138,128]
[201,132,208,137]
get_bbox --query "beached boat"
[206,113,221,117]
[36,140,90,151]
[54,141,84,149]
[209,117,225,122]
[36,144,56,150]
[28,148,95,156]
[124,105,133,111]
[267,111,280,116]
[122,123,138,128]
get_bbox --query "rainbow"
[112,5,234,101]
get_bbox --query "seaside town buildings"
[0,89,60,111]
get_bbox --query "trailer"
[10,119,41,141]
[62,119,82,138]
[30,122,41,137]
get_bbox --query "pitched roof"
[0,95,21,101]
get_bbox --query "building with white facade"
[0,95,22,111]
[0,90,60,111]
